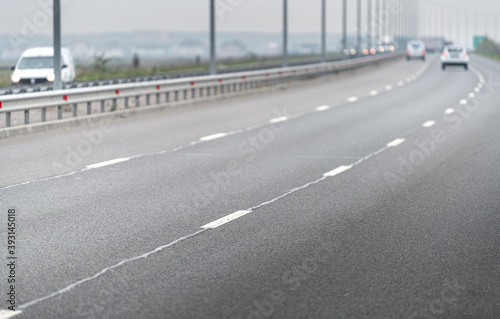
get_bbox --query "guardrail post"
[146,94,150,106]
[58,105,62,119]
[135,96,140,107]
[125,97,129,109]
[199,88,204,98]
[192,88,196,99]
[41,108,46,122]
[87,102,92,115]
[24,109,30,124]
[166,92,170,103]
[156,93,160,104]
[100,100,105,113]
[183,90,188,100]
[6,112,11,127]
[72,103,77,117]
[175,91,179,101]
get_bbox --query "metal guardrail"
[0,52,402,129]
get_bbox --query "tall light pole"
[357,0,362,55]
[209,0,216,75]
[53,0,62,90]
[376,0,380,45]
[367,0,372,50]
[283,0,288,67]
[342,0,347,54]
[321,0,326,62]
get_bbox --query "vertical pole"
[342,0,347,54]
[367,0,372,50]
[357,0,362,55]
[465,10,469,49]
[376,0,380,45]
[399,0,404,49]
[448,7,453,41]
[283,0,288,66]
[53,0,62,91]
[382,0,389,43]
[321,0,326,62]
[209,0,216,75]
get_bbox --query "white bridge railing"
[0,53,402,129]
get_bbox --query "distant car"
[441,45,469,70]
[406,40,426,61]
[10,47,76,85]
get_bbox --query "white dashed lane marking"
[347,96,359,103]
[323,165,353,177]
[315,105,330,112]
[0,310,22,319]
[201,211,252,229]
[199,133,228,142]
[86,158,131,169]
[422,120,436,128]
[445,108,455,114]
[270,116,288,124]
[387,138,405,147]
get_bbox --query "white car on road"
[11,47,76,85]
[406,40,426,61]
[441,45,469,70]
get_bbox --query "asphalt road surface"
[0,54,499,319]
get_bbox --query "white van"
[406,40,426,61]
[11,47,76,85]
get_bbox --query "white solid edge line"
[199,132,227,142]
[347,96,358,102]
[422,120,436,128]
[86,158,130,169]
[445,108,455,114]
[0,310,23,319]
[315,105,330,111]
[387,138,405,148]
[201,210,252,229]
[369,90,378,96]
[323,165,353,177]
[269,116,288,123]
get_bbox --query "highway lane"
[0,54,499,318]
[0,56,428,187]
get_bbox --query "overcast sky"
[1,0,499,36]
